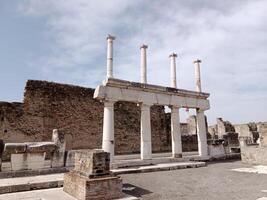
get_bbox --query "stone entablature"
[94,78,210,161]
[95,78,210,109]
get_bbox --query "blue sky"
[0,0,267,124]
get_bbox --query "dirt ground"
[121,160,267,200]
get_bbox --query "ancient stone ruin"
[0,129,65,172]
[63,149,122,200]
[94,35,211,162]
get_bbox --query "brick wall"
[0,80,197,154]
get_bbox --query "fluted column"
[194,59,202,92]
[102,100,115,162]
[169,53,177,88]
[106,34,115,78]
[171,106,182,158]
[140,44,148,84]
[196,109,208,157]
[140,103,152,160]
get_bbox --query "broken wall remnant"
[0,129,66,171]
[238,122,267,165]
[217,118,235,139]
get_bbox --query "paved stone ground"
[121,160,267,200]
[0,160,267,200]
[0,188,138,200]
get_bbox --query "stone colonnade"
[99,35,209,162]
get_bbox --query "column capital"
[106,34,115,40]
[139,103,153,111]
[169,53,177,58]
[193,59,201,64]
[140,44,148,49]
[104,100,116,107]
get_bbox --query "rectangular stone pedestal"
[63,171,122,200]
[10,153,46,171]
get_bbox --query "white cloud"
[19,0,267,124]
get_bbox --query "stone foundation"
[64,172,122,200]
[63,149,122,200]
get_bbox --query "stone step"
[0,167,68,179]
[112,161,206,175]
[0,161,206,194]
[0,173,64,194]
[0,188,139,200]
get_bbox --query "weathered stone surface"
[0,80,200,155]
[25,142,56,153]
[187,115,197,135]
[4,143,26,154]
[74,150,110,178]
[258,123,267,147]
[0,80,174,155]
[51,129,66,168]
[63,171,122,200]
[64,150,122,200]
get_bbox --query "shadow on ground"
[123,183,153,198]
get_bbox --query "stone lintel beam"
[94,84,210,110]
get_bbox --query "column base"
[172,153,182,158]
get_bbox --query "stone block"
[27,152,46,170]
[4,143,26,154]
[63,171,122,200]
[10,154,27,171]
[65,150,80,168]
[74,149,110,178]
[10,152,46,171]
[1,162,11,172]
[26,142,56,153]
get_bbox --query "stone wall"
[0,80,198,154]
[239,122,267,165]
[209,118,263,143]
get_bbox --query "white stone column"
[102,100,115,162]
[196,109,208,157]
[140,103,152,160]
[194,59,202,92]
[170,106,182,158]
[169,53,177,88]
[140,44,148,84]
[106,34,115,78]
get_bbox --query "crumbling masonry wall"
[0,80,196,154]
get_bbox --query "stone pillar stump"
[63,149,122,200]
